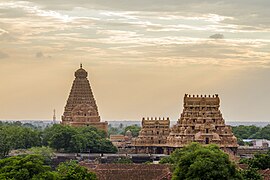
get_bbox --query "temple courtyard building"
[61,64,108,132]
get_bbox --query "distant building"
[132,94,238,155]
[110,130,133,152]
[243,139,270,148]
[61,64,108,132]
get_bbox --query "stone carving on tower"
[132,94,238,154]
[61,64,108,132]
[166,94,238,154]
[132,117,170,154]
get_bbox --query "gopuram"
[132,94,238,154]
[133,117,171,154]
[61,64,108,132]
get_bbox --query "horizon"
[1,1,270,122]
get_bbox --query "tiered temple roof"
[167,94,238,148]
[61,64,107,132]
[132,117,170,154]
[132,94,238,154]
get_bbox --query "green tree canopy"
[0,155,97,180]
[232,125,260,139]
[0,154,54,180]
[253,124,270,140]
[0,123,41,158]
[43,124,117,153]
[57,160,97,180]
[241,150,270,170]
[122,125,141,137]
[161,143,242,180]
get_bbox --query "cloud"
[209,33,224,39]
[35,51,51,59]
[0,29,15,41]
[36,52,44,58]
[0,51,9,59]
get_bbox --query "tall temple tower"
[166,94,238,154]
[132,94,238,155]
[61,64,108,132]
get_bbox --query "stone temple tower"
[61,64,108,132]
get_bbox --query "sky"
[0,0,270,122]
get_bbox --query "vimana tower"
[61,64,108,132]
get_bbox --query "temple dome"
[75,64,88,78]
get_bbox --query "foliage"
[161,143,242,180]
[0,122,42,158]
[113,157,133,164]
[122,125,141,137]
[241,150,270,170]
[28,146,55,165]
[0,122,117,157]
[0,154,53,180]
[0,155,97,180]
[108,126,123,135]
[232,124,270,141]
[43,124,117,153]
[57,160,97,180]
[240,168,262,180]
[253,124,270,140]
[232,125,260,139]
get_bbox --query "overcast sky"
[0,0,270,122]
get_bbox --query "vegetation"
[122,125,141,137]
[43,124,117,153]
[0,122,41,158]
[0,154,97,180]
[240,150,270,170]
[240,168,263,180]
[0,122,117,158]
[160,143,243,180]
[108,123,141,137]
[57,160,97,180]
[232,124,270,141]
[113,157,133,164]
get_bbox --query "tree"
[43,124,117,153]
[113,157,133,164]
[42,124,77,151]
[57,160,97,180]
[0,123,42,158]
[242,151,270,170]
[122,125,141,137]
[161,143,242,180]
[240,168,262,180]
[0,154,54,180]
[0,155,97,180]
[232,125,260,139]
[253,124,270,140]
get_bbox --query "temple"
[61,64,108,132]
[132,94,238,154]
[133,117,170,154]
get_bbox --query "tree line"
[160,142,267,180]
[108,123,141,137]
[232,124,270,145]
[0,122,117,158]
[0,154,97,180]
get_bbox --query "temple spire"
[61,65,108,133]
